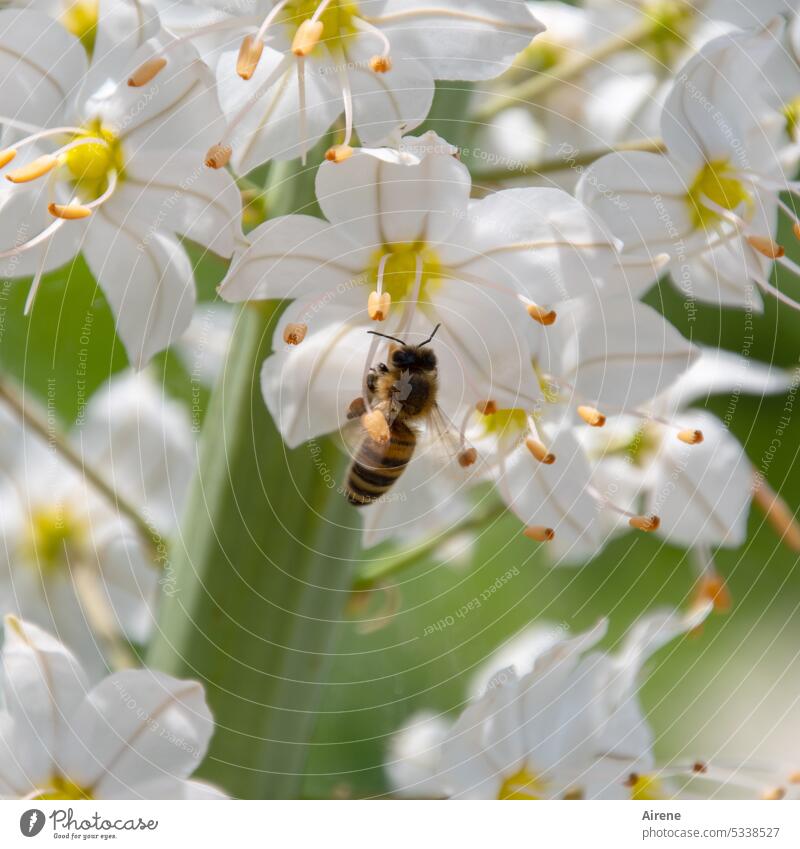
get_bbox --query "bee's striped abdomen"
[346,421,416,506]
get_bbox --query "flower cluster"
[386,605,800,800]
[0,0,798,802]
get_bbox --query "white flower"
[578,21,799,312]
[140,0,543,172]
[464,292,697,561]
[584,348,794,605]
[220,129,621,416]
[0,3,243,366]
[386,606,713,799]
[0,371,194,676]
[0,615,224,799]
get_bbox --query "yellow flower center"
[515,38,564,74]
[598,423,661,466]
[368,243,444,304]
[629,773,664,800]
[784,96,800,141]
[64,120,124,201]
[686,159,750,230]
[60,0,99,55]
[479,407,529,438]
[640,0,695,64]
[33,775,94,800]
[281,0,359,55]
[498,767,547,800]
[23,504,86,575]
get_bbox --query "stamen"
[297,58,308,166]
[524,300,557,325]
[525,437,555,464]
[355,15,392,60]
[126,15,263,86]
[128,57,167,87]
[205,143,232,170]
[458,447,478,467]
[794,221,800,241]
[747,234,785,259]
[692,572,733,613]
[752,476,800,551]
[370,56,392,72]
[237,35,264,80]
[292,20,324,56]
[677,429,704,445]
[5,154,58,183]
[334,49,354,148]
[762,787,786,801]
[629,514,660,532]
[362,409,390,444]
[0,148,17,168]
[578,405,606,427]
[283,322,307,344]
[368,290,391,321]
[523,526,555,542]
[47,202,92,220]
[476,400,498,415]
[325,144,354,163]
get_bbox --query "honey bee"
[344,324,475,506]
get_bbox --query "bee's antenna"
[366,330,407,345]
[420,323,442,347]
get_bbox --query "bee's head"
[369,324,441,373]
[390,344,437,372]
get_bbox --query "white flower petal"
[216,47,341,172]
[661,21,785,170]
[648,412,753,548]
[385,710,450,798]
[438,187,621,302]
[347,52,435,146]
[500,433,605,562]
[82,214,195,368]
[315,133,471,249]
[123,154,242,258]
[577,151,694,253]
[218,214,371,303]
[0,8,86,133]
[76,370,195,532]
[1,615,88,785]
[66,668,213,797]
[261,316,369,449]
[548,295,697,411]
[659,347,793,413]
[375,0,543,80]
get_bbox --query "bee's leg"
[346,397,367,420]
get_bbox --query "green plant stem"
[474,14,668,122]
[0,376,165,558]
[147,158,361,800]
[352,502,507,593]
[471,137,666,183]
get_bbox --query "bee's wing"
[423,403,474,465]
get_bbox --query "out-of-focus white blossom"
[0,372,194,676]
[0,615,224,799]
